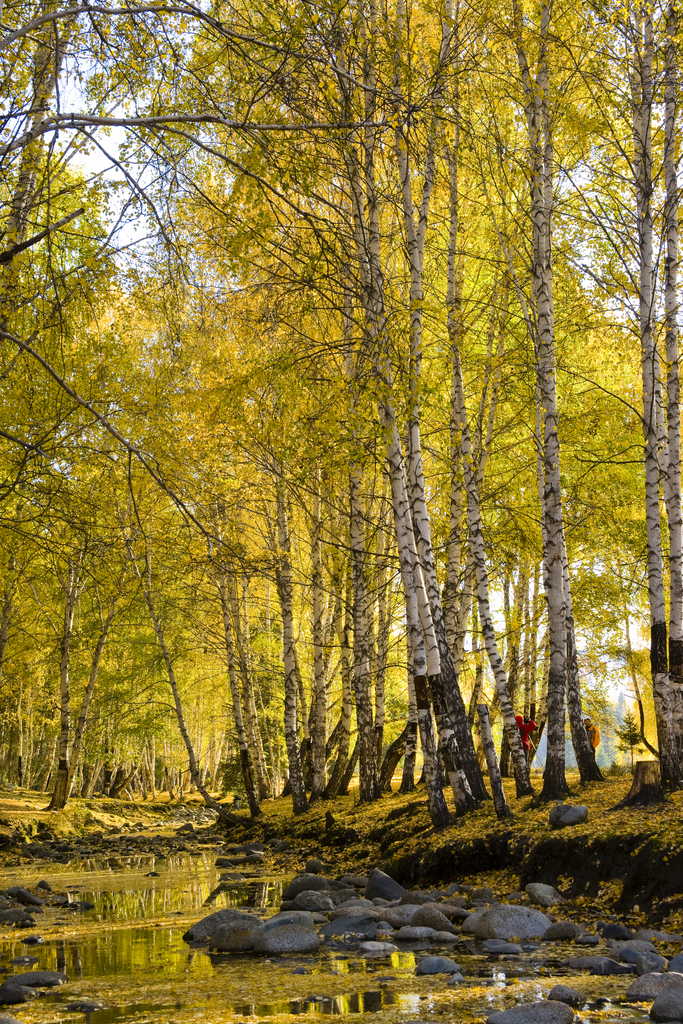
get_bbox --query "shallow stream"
[0,854,657,1024]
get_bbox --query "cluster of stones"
[183,861,683,1024]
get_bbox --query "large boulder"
[364,869,406,902]
[669,953,683,973]
[486,1001,575,1024]
[415,956,461,975]
[651,985,683,1021]
[293,891,334,912]
[262,911,315,932]
[253,925,320,954]
[183,909,254,942]
[466,905,552,940]
[548,804,588,828]
[526,883,562,908]
[626,973,683,1001]
[320,915,377,939]
[282,874,332,901]
[411,906,458,935]
[210,919,263,952]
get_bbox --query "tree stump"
[613,760,665,808]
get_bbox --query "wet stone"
[481,939,523,954]
[626,972,683,1001]
[547,985,585,1006]
[543,921,580,940]
[0,985,39,1005]
[364,869,407,902]
[415,956,462,975]
[589,957,636,975]
[487,1001,575,1023]
[651,986,683,1022]
[253,924,320,954]
[65,1001,107,1012]
[637,953,668,975]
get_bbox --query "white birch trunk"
[477,704,510,818]
[48,557,81,811]
[309,475,327,800]
[664,2,683,748]
[631,7,680,786]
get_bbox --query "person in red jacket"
[515,714,537,765]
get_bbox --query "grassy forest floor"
[2,769,683,929]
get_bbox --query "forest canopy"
[0,0,678,822]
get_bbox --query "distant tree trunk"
[400,635,418,794]
[48,557,81,811]
[309,474,327,801]
[274,473,308,814]
[379,726,408,792]
[375,501,390,766]
[325,564,353,798]
[338,738,359,796]
[218,568,260,817]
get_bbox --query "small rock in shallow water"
[146,871,160,877]
[263,911,315,933]
[359,941,398,954]
[292,967,309,974]
[415,956,461,975]
[481,939,522,954]
[364,869,406,902]
[543,921,580,940]
[35,881,51,892]
[321,915,377,940]
[637,953,668,975]
[254,924,320,954]
[589,957,636,975]
[210,919,263,952]
[547,985,584,1006]
[396,926,436,941]
[293,891,334,913]
[601,923,634,940]
[446,972,465,985]
[0,1015,24,1023]
[636,929,683,943]
[10,971,65,988]
[8,958,37,967]
[411,906,458,935]
[526,883,562,908]
[65,1001,106,1012]
[0,985,38,1005]
[486,1000,575,1023]
[20,937,44,946]
[574,933,599,945]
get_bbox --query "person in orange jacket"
[515,714,537,765]
[584,717,600,762]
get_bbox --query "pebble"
[415,956,461,975]
[487,1000,575,1023]
[547,985,584,1006]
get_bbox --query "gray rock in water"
[543,921,580,941]
[263,911,315,933]
[293,890,334,912]
[253,924,320,954]
[282,874,332,901]
[547,985,584,1006]
[330,890,364,907]
[486,1001,575,1023]
[35,881,51,892]
[548,804,588,828]
[574,934,599,945]
[65,1001,106,1012]
[6,889,43,907]
[305,859,324,874]
[611,939,658,962]
[329,905,376,922]
[415,956,461,975]
[637,953,668,975]
[601,923,634,940]
[365,869,406,902]
[210,919,263,951]
[396,926,436,940]
[626,972,683,1001]
[411,906,458,935]
[562,956,611,970]
[651,986,683,1021]
[0,985,38,1005]
[381,905,419,929]
[446,972,465,986]
[481,939,522,954]
[636,929,683,943]
[526,883,562,908]
[9,971,66,987]
[183,908,254,942]
[359,941,398,954]
[466,905,552,940]
[589,958,636,975]
[321,915,377,939]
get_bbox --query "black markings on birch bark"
[477,704,510,818]
[413,674,451,827]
